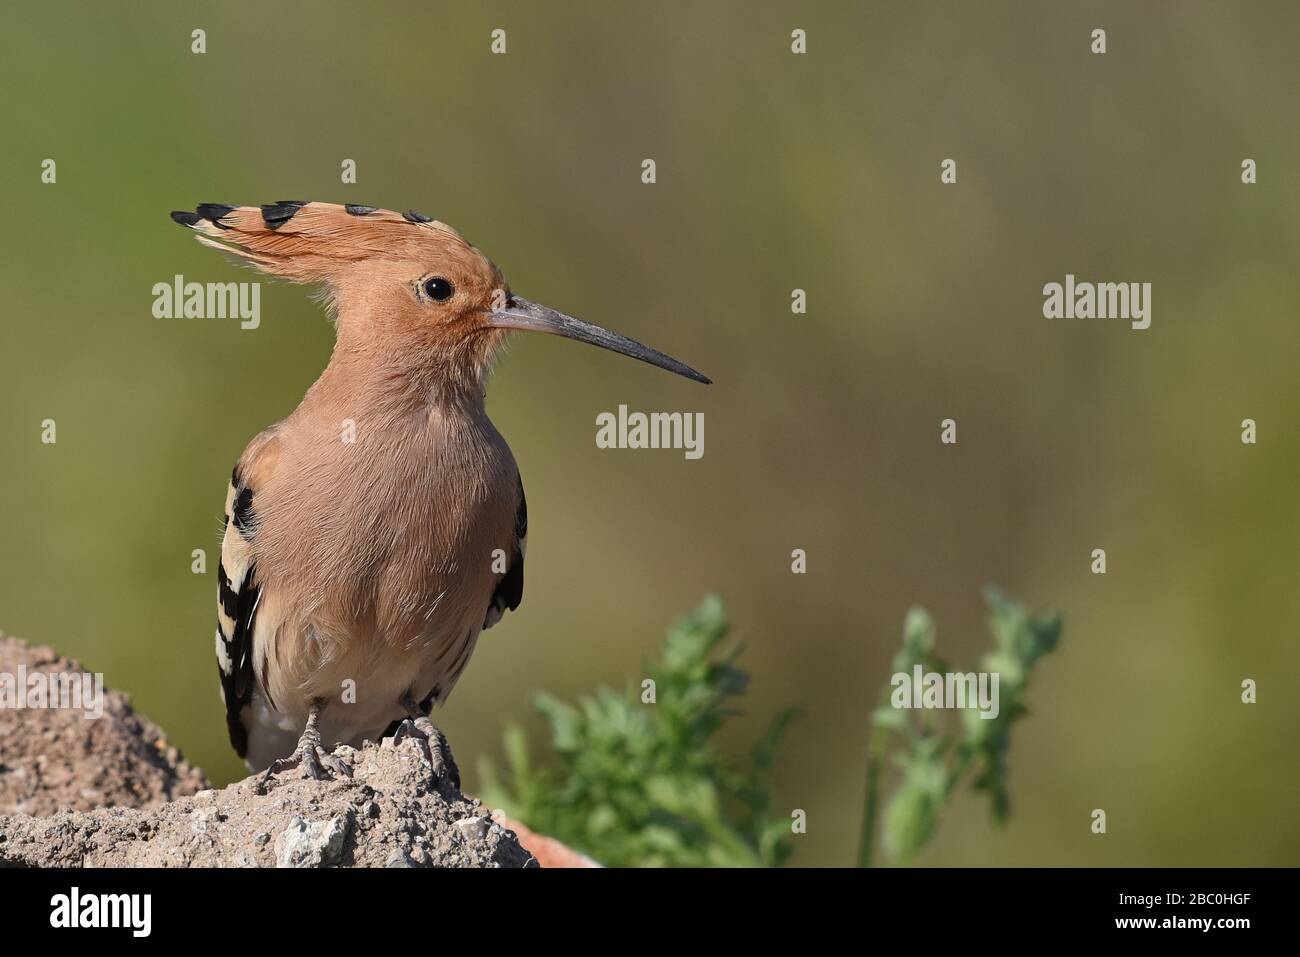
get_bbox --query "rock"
[275,813,351,868]
[452,815,490,842]
[384,847,416,868]
[0,734,535,867]
[0,633,537,868]
[0,633,207,816]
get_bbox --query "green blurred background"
[2,1,1297,866]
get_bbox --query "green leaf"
[902,607,935,655]
[865,589,1063,865]
[882,781,937,862]
[480,596,795,868]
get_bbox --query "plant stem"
[858,724,888,867]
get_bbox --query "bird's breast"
[251,404,518,716]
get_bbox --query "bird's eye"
[423,277,454,302]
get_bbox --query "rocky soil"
[0,634,207,816]
[0,632,538,868]
[0,736,532,867]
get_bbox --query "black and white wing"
[214,458,267,759]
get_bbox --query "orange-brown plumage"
[175,200,707,784]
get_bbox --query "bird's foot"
[392,716,461,792]
[255,727,351,794]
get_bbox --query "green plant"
[483,588,1060,867]
[859,588,1062,866]
[478,595,796,867]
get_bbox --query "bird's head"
[170,201,709,392]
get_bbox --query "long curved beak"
[486,296,711,384]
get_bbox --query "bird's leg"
[392,692,461,792]
[256,699,350,793]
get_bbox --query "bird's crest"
[169,201,473,283]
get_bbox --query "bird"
[170,200,709,790]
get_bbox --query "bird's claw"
[392,716,461,792]
[318,748,352,778]
[255,741,351,794]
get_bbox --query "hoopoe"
[171,201,708,788]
